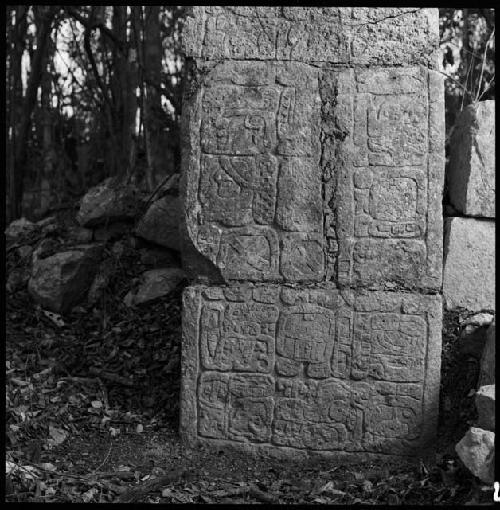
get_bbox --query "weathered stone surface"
[181,285,442,459]
[479,323,495,387]
[182,7,439,66]
[475,385,495,432]
[77,178,143,227]
[135,196,181,251]
[28,244,103,313]
[123,268,187,306]
[443,217,495,311]
[181,62,444,290]
[455,427,495,484]
[5,217,38,240]
[447,101,495,217]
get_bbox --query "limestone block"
[77,178,143,227]
[443,217,495,311]
[28,244,103,313]
[455,427,495,484]
[181,62,444,291]
[123,268,187,306]
[135,196,181,252]
[479,323,495,387]
[447,101,495,217]
[181,284,442,459]
[475,385,495,432]
[182,7,439,66]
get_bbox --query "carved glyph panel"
[183,63,444,290]
[181,285,442,457]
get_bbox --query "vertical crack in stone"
[179,7,444,461]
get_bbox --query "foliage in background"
[439,9,495,132]
[5,5,185,223]
[4,7,496,224]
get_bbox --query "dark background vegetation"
[4,7,495,225]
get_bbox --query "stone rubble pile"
[6,176,185,314]
[455,318,495,484]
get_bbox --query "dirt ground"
[5,213,494,504]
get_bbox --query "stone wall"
[443,101,495,312]
[179,7,445,460]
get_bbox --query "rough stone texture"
[123,268,186,307]
[479,322,495,387]
[181,285,442,459]
[182,7,439,66]
[443,217,495,311]
[447,101,495,218]
[475,385,495,432]
[135,196,181,252]
[180,7,444,461]
[77,178,143,227]
[455,427,495,484]
[5,217,38,240]
[28,244,103,313]
[181,61,444,291]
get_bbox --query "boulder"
[123,268,186,307]
[447,100,495,218]
[443,217,495,311]
[77,178,142,227]
[135,196,181,251]
[476,385,495,432]
[455,427,495,484]
[459,313,494,358]
[5,218,38,240]
[28,244,103,313]
[479,322,495,387]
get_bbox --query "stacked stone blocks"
[443,100,495,312]
[180,7,445,460]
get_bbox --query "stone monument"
[180,7,444,460]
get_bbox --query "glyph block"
[181,285,442,459]
[181,63,444,291]
[182,7,439,66]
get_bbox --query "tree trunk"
[143,5,164,190]
[12,6,57,221]
[7,6,28,222]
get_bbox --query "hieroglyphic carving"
[183,7,439,66]
[180,7,444,461]
[181,285,442,457]
[186,61,324,282]
[325,66,443,291]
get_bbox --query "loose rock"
[135,196,181,251]
[455,427,495,484]
[77,178,143,227]
[28,244,103,313]
[123,268,187,307]
[475,385,495,432]
[5,218,38,240]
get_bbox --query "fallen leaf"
[43,310,65,327]
[49,425,68,445]
[91,400,103,409]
